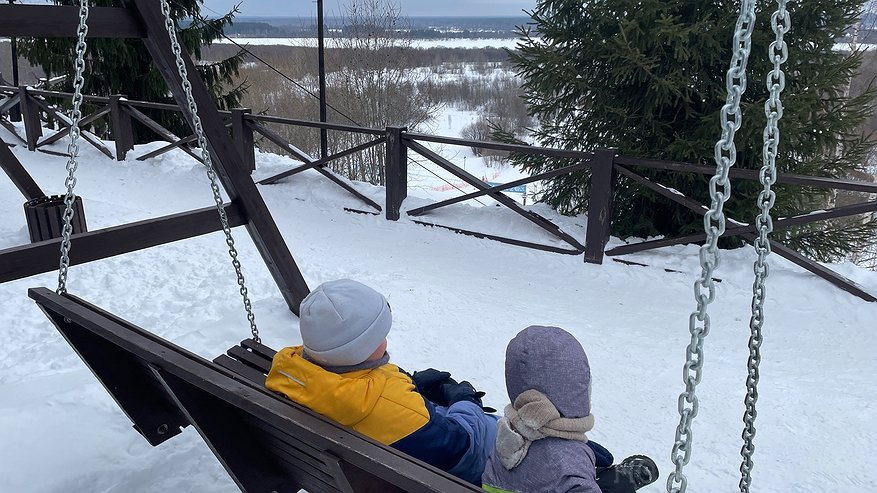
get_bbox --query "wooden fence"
[1,85,876,302]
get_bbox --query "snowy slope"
[1,127,876,493]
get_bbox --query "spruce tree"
[505,0,876,260]
[18,0,246,142]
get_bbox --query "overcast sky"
[202,0,536,18]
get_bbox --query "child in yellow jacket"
[266,279,498,485]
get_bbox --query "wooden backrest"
[29,287,482,493]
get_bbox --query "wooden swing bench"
[30,287,481,493]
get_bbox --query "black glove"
[411,368,456,406]
[441,380,496,413]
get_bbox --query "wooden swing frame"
[2,3,478,491]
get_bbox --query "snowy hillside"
[1,126,876,493]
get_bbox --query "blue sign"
[487,181,527,194]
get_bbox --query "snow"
[1,121,877,493]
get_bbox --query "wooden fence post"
[385,126,408,221]
[232,108,255,173]
[109,94,134,161]
[18,86,41,151]
[584,148,617,264]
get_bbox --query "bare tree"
[326,0,440,185]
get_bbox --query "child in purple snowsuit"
[482,325,657,493]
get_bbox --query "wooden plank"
[0,5,146,38]
[37,105,113,147]
[253,122,382,211]
[39,309,189,446]
[407,159,592,217]
[406,140,586,251]
[0,203,246,283]
[0,135,45,200]
[403,131,597,160]
[0,94,21,115]
[127,0,310,314]
[227,346,271,374]
[241,338,278,361]
[28,289,483,492]
[124,105,203,162]
[759,238,876,302]
[213,354,268,387]
[607,200,877,257]
[259,136,386,185]
[251,113,383,136]
[151,367,296,493]
[614,155,877,194]
[29,96,114,158]
[411,219,582,255]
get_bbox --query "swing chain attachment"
[158,0,260,343]
[739,1,789,491]
[667,2,758,492]
[57,0,90,295]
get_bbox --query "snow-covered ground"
[1,122,877,493]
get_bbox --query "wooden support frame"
[0,203,246,284]
[0,135,45,200]
[611,165,877,302]
[136,0,310,311]
[0,5,146,38]
[232,108,255,173]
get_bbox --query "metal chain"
[56,0,90,295]
[666,1,758,492]
[739,1,789,491]
[159,0,260,342]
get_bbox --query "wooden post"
[385,126,408,221]
[109,94,134,161]
[584,148,617,264]
[18,85,41,151]
[231,108,255,173]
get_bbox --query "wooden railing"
[1,85,876,301]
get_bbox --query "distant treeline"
[224,23,519,39]
[222,16,526,39]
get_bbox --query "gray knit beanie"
[504,325,591,418]
[299,279,392,366]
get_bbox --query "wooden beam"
[406,139,586,251]
[615,155,877,194]
[403,131,597,160]
[411,219,582,255]
[0,5,145,38]
[607,200,877,257]
[126,0,309,313]
[407,159,592,217]
[0,135,45,201]
[0,204,246,284]
[259,136,386,185]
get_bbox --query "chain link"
[667,2,758,491]
[739,1,789,491]
[158,0,260,342]
[56,0,90,295]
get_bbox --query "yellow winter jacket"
[265,346,430,444]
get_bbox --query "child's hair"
[504,325,591,418]
[299,279,392,366]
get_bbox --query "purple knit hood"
[504,325,592,418]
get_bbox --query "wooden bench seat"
[30,287,482,493]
